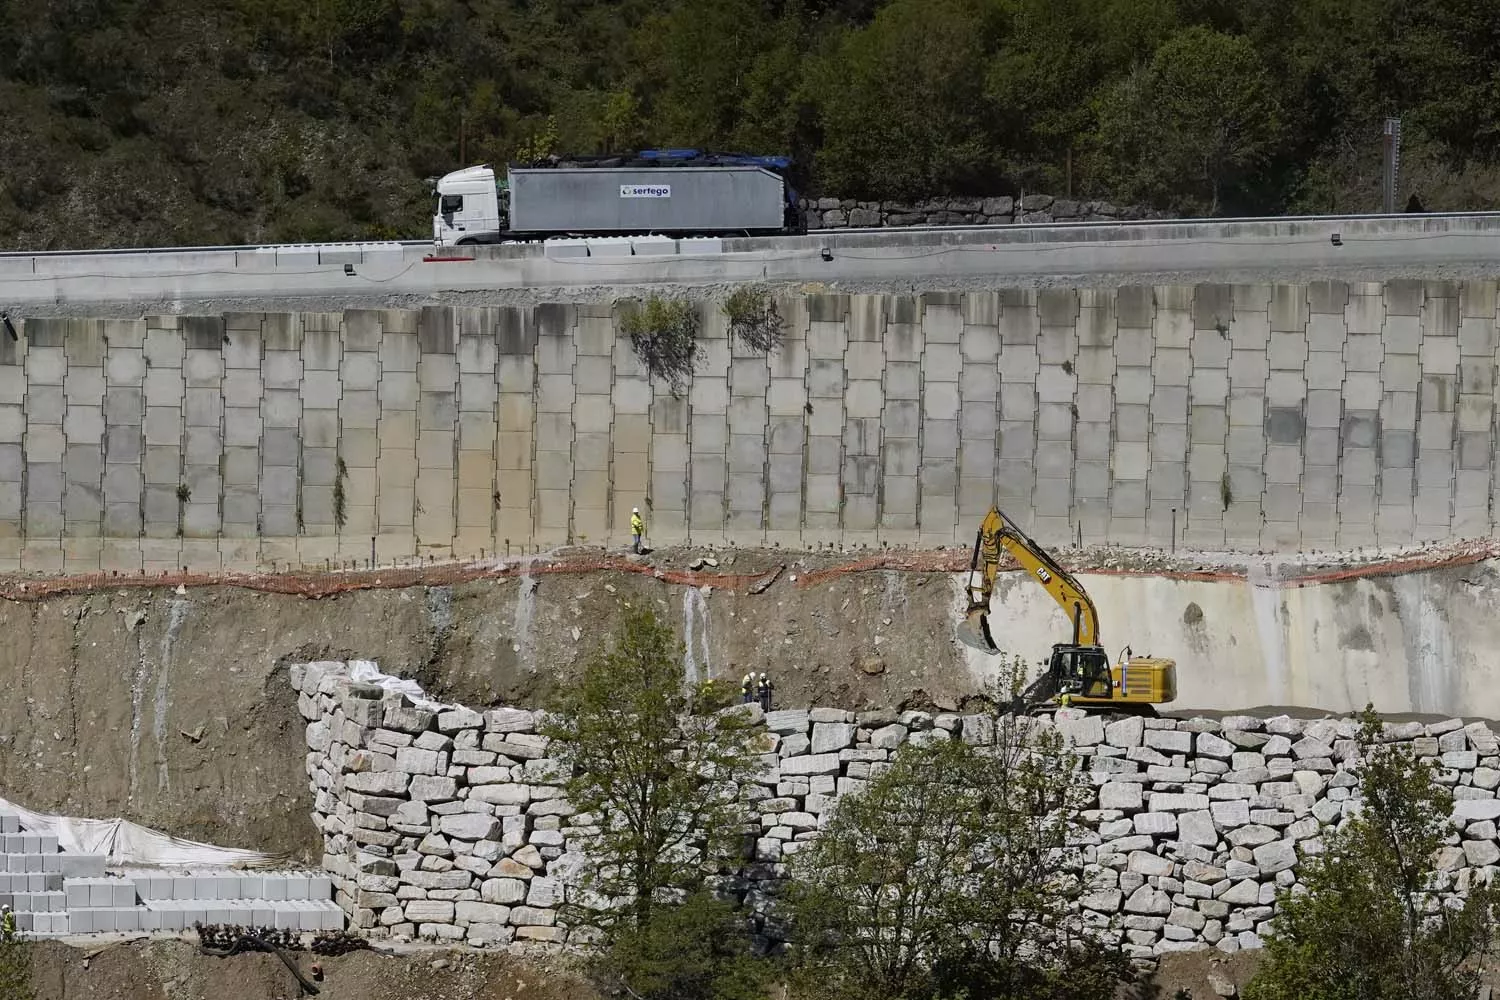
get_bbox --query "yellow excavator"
[958,506,1176,716]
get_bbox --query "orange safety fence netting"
[0,539,1495,603]
[0,555,777,603]
[791,538,1500,590]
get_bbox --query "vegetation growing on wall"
[724,288,785,354]
[621,297,700,394]
[5,0,1500,249]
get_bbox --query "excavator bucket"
[956,608,1000,654]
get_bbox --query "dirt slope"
[25,939,597,1000]
[10,936,1303,1000]
[5,539,1490,860]
[0,555,982,860]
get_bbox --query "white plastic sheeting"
[346,659,461,714]
[0,796,286,869]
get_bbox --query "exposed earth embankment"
[2,541,1497,861]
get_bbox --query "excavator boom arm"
[962,506,1101,648]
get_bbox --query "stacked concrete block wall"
[5,279,1500,571]
[297,659,1500,957]
[61,870,341,934]
[0,804,341,938]
[123,871,343,933]
[0,810,89,936]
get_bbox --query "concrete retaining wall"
[11,215,1500,314]
[298,660,1500,958]
[2,279,1499,571]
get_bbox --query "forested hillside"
[3,0,1500,250]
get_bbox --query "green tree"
[12,0,1500,249]
[600,90,646,154]
[632,0,776,148]
[627,0,815,157]
[1246,707,1500,1000]
[726,14,816,157]
[809,0,1001,199]
[1091,25,1284,214]
[237,0,396,68]
[1400,0,1500,162]
[985,0,1179,193]
[514,115,561,164]
[539,606,763,933]
[603,890,770,1000]
[786,707,1125,1000]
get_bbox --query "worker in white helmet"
[630,507,645,554]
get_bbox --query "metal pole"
[1170,508,1177,553]
[1382,117,1402,214]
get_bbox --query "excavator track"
[1019,702,1161,723]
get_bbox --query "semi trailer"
[431,149,803,245]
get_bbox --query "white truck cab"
[433,165,505,245]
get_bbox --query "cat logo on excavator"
[958,506,1177,717]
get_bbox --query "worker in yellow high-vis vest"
[631,507,645,554]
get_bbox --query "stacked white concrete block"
[0,804,342,938]
[296,661,1500,955]
[0,810,86,937]
[104,869,343,934]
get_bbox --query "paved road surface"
[5,214,1500,315]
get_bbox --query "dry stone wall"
[296,660,1500,958]
[800,194,1168,229]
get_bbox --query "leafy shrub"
[622,297,700,394]
[600,891,770,1000]
[724,288,785,353]
[1245,706,1500,1000]
[785,697,1128,1000]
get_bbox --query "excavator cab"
[1049,644,1114,699]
